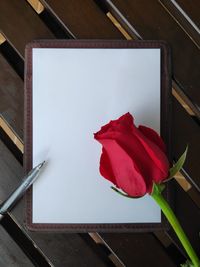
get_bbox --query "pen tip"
[39,161,46,169]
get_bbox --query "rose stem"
[151,189,200,267]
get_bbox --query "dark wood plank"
[41,0,123,38]
[0,140,109,267]
[101,233,176,267]
[0,141,51,266]
[0,140,23,201]
[0,53,23,140]
[0,0,54,58]
[27,233,109,267]
[172,97,200,190]
[0,214,52,267]
[168,180,200,258]
[176,0,200,28]
[187,186,200,209]
[160,0,200,48]
[102,0,200,109]
[0,226,34,267]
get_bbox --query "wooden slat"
[0,214,53,267]
[0,141,52,266]
[0,0,54,58]
[172,97,200,190]
[27,0,44,14]
[187,186,200,209]
[172,87,194,116]
[0,53,23,140]
[41,0,123,38]
[168,180,200,258]
[176,0,200,28]
[0,143,24,206]
[101,233,176,267]
[0,33,6,44]
[26,233,108,267]
[102,0,200,109]
[0,116,23,153]
[159,0,200,49]
[0,140,108,267]
[0,226,34,267]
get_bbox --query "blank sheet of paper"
[32,48,161,224]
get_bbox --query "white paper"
[32,48,161,223]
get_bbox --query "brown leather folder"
[24,40,172,232]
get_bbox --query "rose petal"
[99,148,117,186]
[138,125,166,153]
[132,127,169,182]
[116,112,134,127]
[96,130,165,189]
[94,113,134,138]
[94,112,170,196]
[100,139,147,197]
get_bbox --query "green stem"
[151,189,200,267]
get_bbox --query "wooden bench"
[0,1,199,266]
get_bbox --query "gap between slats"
[159,0,200,49]
[26,0,76,39]
[0,213,54,267]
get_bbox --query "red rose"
[94,113,169,197]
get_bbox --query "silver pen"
[0,161,45,221]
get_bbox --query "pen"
[0,161,45,221]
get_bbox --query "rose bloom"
[94,113,169,197]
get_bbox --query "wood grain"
[159,0,200,49]
[176,0,200,28]
[0,225,34,267]
[0,0,54,58]
[172,97,200,190]
[41,0,123,38]
[0,54,23,140]
[168,180,200,257]
[101,233,176,267]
